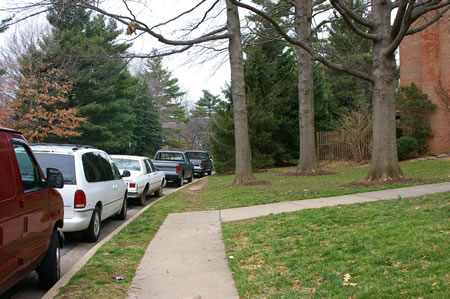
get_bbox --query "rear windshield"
[186,152,208,159]
[156,152,185,161]
[112,158,141,171]
[34,153,76,185]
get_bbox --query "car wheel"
[138,186,148,205]
[187,171,193,183]
[207,170,212,176]
[116,194,127,220]
[177,174,184,187]
[84,206,101,242]
[37,229,61,289]
[154,182,164,197]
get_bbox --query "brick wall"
[399,12,450,155]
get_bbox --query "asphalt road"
[0,184,179,299]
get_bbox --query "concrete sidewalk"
[126,182,450,299]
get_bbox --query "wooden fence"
[316,130,372,161]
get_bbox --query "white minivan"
[31,144,129,242]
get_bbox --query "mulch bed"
[233,180,273,187]
[342,177,424,187]
[279,169,338,177]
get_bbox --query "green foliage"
[397,136,418,160]
[191,90,221,118]
[139,56,187,147]
[396,83,436,154]
[0,17,12,33]
[166,140,186,149]
[210,93,235,174]
[131,80,163,156]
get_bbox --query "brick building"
[399,12,449,155]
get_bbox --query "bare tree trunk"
[295,0,319,172]
[226,0,256,184]
[366,1,403,181]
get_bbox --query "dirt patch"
[233,180,272,187]
[342,177,424,187]
[320,160,370,168]
[280,169,338,177]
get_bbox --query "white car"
[111,155,166,205]
[31,144,129,243]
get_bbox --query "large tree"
[231,0,449,181]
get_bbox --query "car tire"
[116,194,127,220]
[187,171,193,183]
[177,174,184,187]
[138,186,148,205]
[154,182,164,197]
[37,229,61,289]
[84,206,101,243]
[207,170,212,176]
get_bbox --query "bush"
[397,136,418,160]
[396,83,436,154]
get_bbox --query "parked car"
[185,150,213,177]
[0,127,64,294]
[111,155,166,205]
[153,151,194,187]
[30,144,130,243]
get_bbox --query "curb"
[43,177,209,298]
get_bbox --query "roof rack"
[29,143,97,151]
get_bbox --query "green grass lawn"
[56,159,449,298]
[223,192,450,298]
[188,159,450,210]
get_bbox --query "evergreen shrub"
[397,136,418,160]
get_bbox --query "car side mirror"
[47,168,64,188]
[122,170,131,178]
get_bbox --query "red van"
[0,127,64,294]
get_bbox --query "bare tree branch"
[407,6,450,35]
[391,0,409,38]
[410,1,450,24]
[329,0,377,40]
[149,0,208,31]
[229,0,374,82]
[329,0,374,28]
[76,1,230,46]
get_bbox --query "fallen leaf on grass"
[400,268,409,273]
[343,273,357,286]
[301,288,316,294]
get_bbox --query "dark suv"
[184,151,213,177]
[0,127,65,294]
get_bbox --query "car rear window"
[156,152,185,161]
[112,158,141,171]
[186,152,207,159]
[34,153,77,185]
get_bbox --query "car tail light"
[200,162,203,168]
[74,190,86,209]
[129,183,136,189]
[176,165,180,173]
